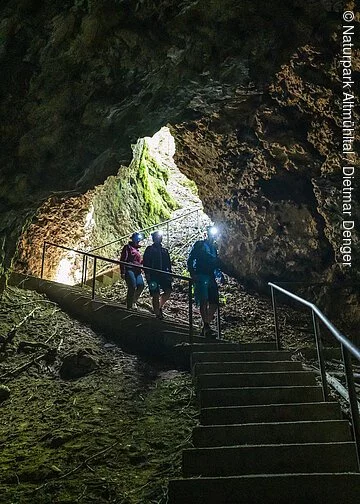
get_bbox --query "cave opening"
[16,127,210,285]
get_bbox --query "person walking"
[143,231,172,319]
[119,232,144,310]
[187,225,225,338]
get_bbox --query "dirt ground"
[1,279,359,504]
[0,287,197,504]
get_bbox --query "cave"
[14,126,210,285]
[1,1,360,502]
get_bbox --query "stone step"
[182,442,359,477]
[191,350,292,366]
[200,402,342,425]
[192,420,352,447]
[197,371,317,389]
[200,386,323,408]
[190,341,278,351]
[188,343,244,352]
[168,473,360,504]
[194,360,303,376]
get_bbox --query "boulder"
[59,350,98,380]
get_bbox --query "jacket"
[187,239,220,277]
[143,243,172,279]
[119,243,142,276]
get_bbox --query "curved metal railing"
[269,281,360,468]
[88,205,203,254]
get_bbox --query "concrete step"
[191,350,292,366]
[200,386,323,408]
[194,360,303,376]
[188,343,243,352]
[168,473,360,504]
[197,371,317,389]
[182,442,359,477]
[190,341,278,351]
[200,402,342,425]
[192,420,352,447]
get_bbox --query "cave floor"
[0,287,197,504]
[0,282,358,504]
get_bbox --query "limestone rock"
[0,384,10,403]
[59,350,98,380]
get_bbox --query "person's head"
[130,232,143,247]
[151,230,163,245]
[206,225,219,244]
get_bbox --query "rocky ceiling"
[0,0,359,312]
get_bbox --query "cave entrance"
[16,127,210,285]
[55,126,210,283]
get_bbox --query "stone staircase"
[168,341,360,503]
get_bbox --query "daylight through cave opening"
[15,127,210,285]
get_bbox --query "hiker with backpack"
[143,230,172,319]
[119,232,144,309]
[187,225,225,338]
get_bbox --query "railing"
[269,282,360,468]
[82,206,205,284]
[89,206,203,254]
[41,241,195,341]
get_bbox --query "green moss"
[86,138,179,266]
[136,141,178,224]
[180,176,198,196]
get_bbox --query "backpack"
[187,240,218,275]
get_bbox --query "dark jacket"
[143,243,172,279]
[187,239,220,277]
[119,242,142,276]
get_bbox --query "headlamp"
[208,226,218,236]
[151,230,163,240]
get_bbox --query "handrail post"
[312,311,329,401]
[81,255,85,287]
[217,305,221,340]
[84,256,88,285]
[341,344,360,469]
[188,280,193,344]
[166,221,169,248]
[40,242,47,279]
[91,257,97,300]
[271,285,281,350]
[196,209,200,231]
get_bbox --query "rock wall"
[174,40,360,287]
[15,137,176,281]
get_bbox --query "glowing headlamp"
[151,230,163,239]
[208,226,218,236]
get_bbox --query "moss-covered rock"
[14,134,177,281]
[0,385,10,403]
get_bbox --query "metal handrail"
[269,281,360,469]
[41,241,194,341]
[88,205,202,253]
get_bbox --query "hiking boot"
[205,326,217,339]
[201,323,213,338]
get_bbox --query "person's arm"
[165,249,172,277]
[187,244,197,276]
[143,247,151,279]
[119,245,128,277]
